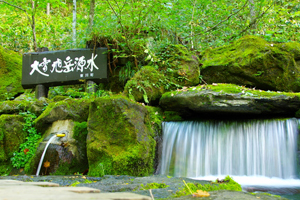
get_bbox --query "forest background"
[0,0,300,84]
[0,0,299,53]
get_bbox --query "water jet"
[36,130,67,176]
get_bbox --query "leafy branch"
[0,0,37,51]
[230,0,274,41]
[183,0,249,39]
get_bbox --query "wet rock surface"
[0,175,286,199]
[159,85,300,118]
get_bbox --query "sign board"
[22,48,108,89]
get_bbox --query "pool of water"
[193,175,300,199]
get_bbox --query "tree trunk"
[47,3,50,15]
[32,0,37,52]
[73,0,76,47]
[89,0,95,32]
[249,0,257,31]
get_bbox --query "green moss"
[163,111,183,121]
[124,66,166,103]
[87,96,156,177]
[200,35,300,92]
[295,110,300,118]
[0,162,13,175]
[250,192,282,198]
[201,36,273,68]
[34,99,91,133]
[145,106,163,137]
[52,158,87,175]
[162,83,300,99]
[51,95,70,102]
[73,121,88,141]
[276,41,300,59]
[0,100,30,115]
[174,176,242,198]
[0,46,24,101]
[0,114,26,162]
[140,182,169,190]
[156,44,200,86]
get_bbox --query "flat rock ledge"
[159,88,300,118]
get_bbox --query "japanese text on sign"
[29,53,98,78]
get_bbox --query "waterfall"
[160,119,299,179]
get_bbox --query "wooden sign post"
[22,48,108,99]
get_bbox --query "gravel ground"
[0,175,287,199]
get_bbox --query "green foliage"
[70,181,81,187]
[174,176,242,198]
[163,111,183,121]
[117,61,140,84]
[73,121,88,141]
[10,111,41,169]
[295,110,300,118]
[140,182,169,190]
[48,85,111,99]
[1,0,299,54]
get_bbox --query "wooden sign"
[22,48,108,89]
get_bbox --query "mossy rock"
[0,114,26,162]
[0,46,24,101]
[159,83,300,117]
[0,100,30,115]
[87,95,156,177]
[200,35,300,92]
[157,44,200,86]
[34,99,91,133]
[123,66,166,104]
[0,98,50,116]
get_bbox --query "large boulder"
[159,84,300,118]
[0,115,25,174]
[87,96,156,176]
[34,99,91,133]
[124,45,200,104]
[200,36,300,92]
[124,66,167,104]
[157,44,200,86]
[0,97,50,116]
[0,46,24,101]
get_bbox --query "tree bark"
[73,0,77,46]
[249,0,257,31]
[47,3,50,15]
[31,0,37,52]
[89,0,95,32]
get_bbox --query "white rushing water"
[36,135,57,176]
[160,119,299,183]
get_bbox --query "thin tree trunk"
[32,0,37,52]
[249,0,257,31]
[89,0,95,32]
[73,0,76,46]
[47,3,50,15]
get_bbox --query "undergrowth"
[11,111,41,169]
[174,176,242,198]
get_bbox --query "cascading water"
[160,118,299,180]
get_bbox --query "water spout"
[36,132,66,176]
